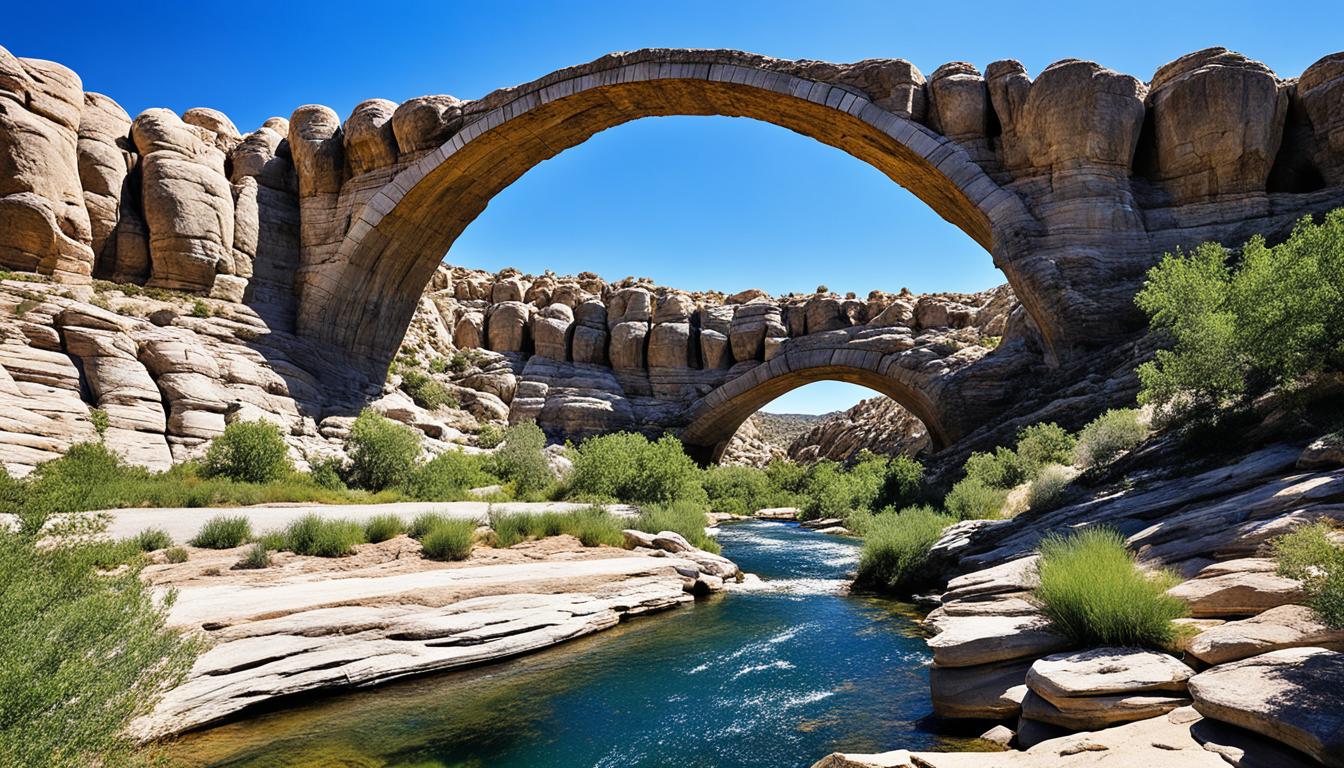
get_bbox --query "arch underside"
[301,58,1028,374]
[681,356,948,465]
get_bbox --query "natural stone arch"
[294,49,1037,374]
[680,342,949,464]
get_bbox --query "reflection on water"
[168,522,939,768]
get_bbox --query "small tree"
[345,410,423,491]
[203,420,291,483]
[489,422,553,497]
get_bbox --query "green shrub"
[79,539,145,570]
[1136,211,1344,422]
[90,407,110,438]
[190,515,252,549]
[364,513,407,543]
[190,298,211,318]
[1027,465,1074,512]
[855,506,956,593]
[19,442,136,534]
[0,531,198,767]
[764,460,808,495]
[567,431,705,505]
[400,368,459,410]
[280,514,365,557]
[405,450,494,501]
[235,542,271,570]
[702,464,774,517]
[875,454,925,511]
[308,456,346,490]
[631,500,720,554]
[1274,522,1344,628]
[487,509,621,547]
[799,460,854,520]
[1016,423,1077,470]
[164,547,189,564]
[133,528,173,552]
[409,512,453,540]
[943,477,1007,520]
[476,423,505,448]
[345,409,422,491]
[203,420,291,483]
[1075,409,1147,469]
[1035,528,1186,648]
[0,467,22,517]
[964,446,1031,489]
[488,422,553,497]
[419,519,477,560]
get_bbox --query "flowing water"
[169,521,944,768]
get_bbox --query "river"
[169,521,946,767]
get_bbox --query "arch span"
[680,335,949,464]
[293,49,1036,374]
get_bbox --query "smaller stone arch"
[681,342,949,464]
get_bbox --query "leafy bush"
[400,368,459,410]
[235,542,271,570]
[308,456,346,490]
[404,450,494,501]
[133,528,173,552]
[631,500,720,554]
[799,461,855,520]
[964,446,1031,489]
[419,519,477,560]
[0,531,197,767]
[364,513,407,543]
[190,515,252,549]
[1027,465,1074,512]
[1016,423,1077,470]
[943,477,1007,520]
[1274,522,1344,628]
[568,507,627,548]
[1075,409,1147,469]
[90,407,110,438]
[345,409,422,491]
[566,432,704,505]
[409,512,453,540]
[203,420,291,483]
[476,423,505,448]
[702,465,775,517]
[875,454,926,511]
[280,514,366,557]
[17,441,134,534]
[488,422,553,497]
[164,547,189,564]
[1035,528,1186,648]
[190,298,211,318]
[1136,211,1344,422]
[855,506,956,593]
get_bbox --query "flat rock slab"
[927,615,1068,668]
[1167,570,1306,618]
[1021,689,1192,731]
[929,658,1032,719]
[819,707,1234,767]
[1027,647,1193,704]
[1188,647,1344,767]
[1187,604,1344,665]
[941,556,1039,603]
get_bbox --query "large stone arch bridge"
[3,45,1343,463]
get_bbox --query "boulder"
[1167,563,1306,617]
[391,94,464,154]
[1146,48,1286,203]
[1188,647,1344,767]
[928,658,1031,719]
[928,62,989,142]
[607,286,652,326]
[653,292,695,324]
[76,92,133,274]
[530,303,573,361]
[570,300,609,365]
[986,59,1034,173]
[729,300,782,362]
[1299,52,1344,185]
[131,108,234,292]
[941,556,1039,603]
[486,301,530,354]
[609,321,648,369]
[1022,688,1191,731]
[288,104,345,198]
[343,98,398,175]
[0,47,94,280]
[1026,648,1192,704]
[453,311,485,349]
[648,322,694,368]
[805,295,848,333]
[926,615,1068,668]
[1187,604,1344,665]
[181,107,240,151]
[1021,59,1147,172]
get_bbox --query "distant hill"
[751,411,833,450]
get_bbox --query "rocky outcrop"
[788,396,929,464]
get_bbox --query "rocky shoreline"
[130,523,738,741]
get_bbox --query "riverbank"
[132,515,736,741]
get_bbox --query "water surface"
[170,522,940,768]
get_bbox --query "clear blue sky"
[7,0,1340,412]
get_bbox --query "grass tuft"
[189,515,252,549]
[419,519,477,561]
[855,506,956,593]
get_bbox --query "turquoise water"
[172,522,941,768]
